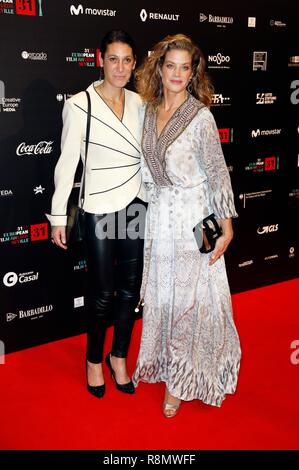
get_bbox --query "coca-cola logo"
[16,141,53,156]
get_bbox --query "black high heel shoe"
[86,360,106,399]
[105,353,135,394]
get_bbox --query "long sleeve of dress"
[195,109,238,219]
[46,99,83,226]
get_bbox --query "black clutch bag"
[193,213,222,253]
[66,201,85,244]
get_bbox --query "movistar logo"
[70,4,83,15]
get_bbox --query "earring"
[187,80,193,94]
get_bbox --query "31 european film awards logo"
[15,0,43,16]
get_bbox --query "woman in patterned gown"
[133,34,241,417]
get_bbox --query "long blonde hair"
[135,34,213,109]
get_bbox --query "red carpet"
[0,279,298,450]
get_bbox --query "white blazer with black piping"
[47,81,146,226]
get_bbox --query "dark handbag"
[66,90,91,244]
[66,202,86,244]
[193,213,223,253]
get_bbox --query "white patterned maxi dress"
[133,95,241,407]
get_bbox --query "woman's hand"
[209,218,233,266]
[51,226,67,250]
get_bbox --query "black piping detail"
[91,163,139,170]
[86,140,140,160]
[74,103,140,154]
[89,168,140,195]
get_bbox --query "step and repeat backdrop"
[0,0,298,353]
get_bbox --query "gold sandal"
[163,389,181,418]
[163,402,181,418]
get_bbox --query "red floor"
[0,279,298,450]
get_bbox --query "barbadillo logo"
[6,306,53,321]
[19,305,53,319]
[200,13,233,25]
[6,313,17,322]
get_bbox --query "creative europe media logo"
[0,80,21,112]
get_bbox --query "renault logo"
[140,9,147,22]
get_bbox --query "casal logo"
[3,272,18,287]
[3,271,39,287]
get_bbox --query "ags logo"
[257,224,279,234]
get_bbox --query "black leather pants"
[85,198,145,364]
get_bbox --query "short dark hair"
[100,30,136,58]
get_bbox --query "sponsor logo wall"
[0,0,298,352]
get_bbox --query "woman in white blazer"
[47,30,147,399]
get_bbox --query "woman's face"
[160,49,193,95]
[101,42,136,89]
